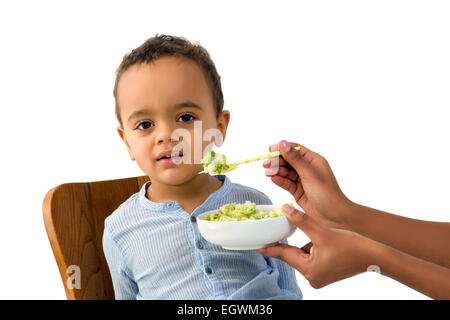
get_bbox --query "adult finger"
[269,143,279,152]
[265,141,303,168]
[263,157,288,168]
[278,140,311,177]
[282,204,323,241]
[258,243,311,274]
[265,143,288,168]
[270,175,300,197]
[265,165,299,181]
[269,141,301,152]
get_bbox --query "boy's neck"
[146,174,224,214]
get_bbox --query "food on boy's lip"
[206,201,293,221]
[201,150,230,174]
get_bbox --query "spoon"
[199,146,301,174]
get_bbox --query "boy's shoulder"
[104,191,140,234]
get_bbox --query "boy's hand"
[263,140,353,229]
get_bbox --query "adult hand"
[263,140,353,229]
[259,204,450,299]
[261,141,450,298]
[258,204,377,288]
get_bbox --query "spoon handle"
[231,146,301,166]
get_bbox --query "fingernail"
[282,203,295,215]
[270,143,279,152]
[263,159,271,166]
[281,141,291,152]
[265,168,278,176]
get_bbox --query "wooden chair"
[43,175,149,300]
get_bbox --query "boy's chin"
[153,168,200,185]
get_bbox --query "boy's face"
[116,56,230,185]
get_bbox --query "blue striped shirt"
[102,174,302,300]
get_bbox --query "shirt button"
[190,216,196,223]
[196,241,203,249]
[205,267,212,275]
[166,202,174,208]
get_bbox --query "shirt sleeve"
[102,226,139,300]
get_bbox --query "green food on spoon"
[200,150,231,174]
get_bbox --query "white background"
[0,0,449,299]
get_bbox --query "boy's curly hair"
[113,34,224,126]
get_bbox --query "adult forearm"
[373,241,450,300]
[346,203,450,268]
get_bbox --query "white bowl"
[197,205,297,250]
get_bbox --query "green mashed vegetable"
[206,201,288,221]
[201,150,230,174]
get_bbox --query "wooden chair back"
[42,176,149,299]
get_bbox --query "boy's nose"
[155,123,175,144]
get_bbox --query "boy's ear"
[216,110,230,144]
[117,126,135,161]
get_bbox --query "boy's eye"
[178,113,196,123]
[136,121,153,130]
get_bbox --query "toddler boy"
[103,35,302,299]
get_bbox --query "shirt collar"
[138,174,232,214]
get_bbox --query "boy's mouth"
[156,149,184,162]
[157,154,183,160]
[157,154,184,167]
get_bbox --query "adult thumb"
[258,243,311,275]
[282,204,322,241]
[279,140,310,177]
